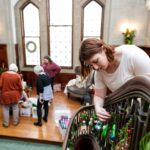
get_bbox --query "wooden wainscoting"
[21,71,75,89]
[54,73,76,89]
[21,71,37,87]
[0,44,8,68]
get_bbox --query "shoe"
[43,117,47,122]
[14,121,20,126]
[2,123,8,128]
[34,122,42,126]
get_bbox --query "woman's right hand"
[94,88,111,121]
[95,106,111,122]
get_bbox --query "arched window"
[82,0,104,40]
[22,3,40,66]
[49,0,73,68]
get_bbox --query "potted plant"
[122,28,136,44]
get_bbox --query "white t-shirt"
[95,45,150,92]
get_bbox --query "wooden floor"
[0,91,81,144]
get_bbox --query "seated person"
[64,74,86,95]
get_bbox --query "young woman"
[33,65,53,126]
[42,56,61,91]
[79,38,150,121]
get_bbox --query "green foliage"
[139,132,150,150]
[123,28,135,44]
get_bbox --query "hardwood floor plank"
[0,91,81,143]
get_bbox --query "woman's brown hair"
[79,38,115,78]
[43,56,52,63]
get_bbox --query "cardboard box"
[32,107,38,118]
[20,107,31,117]
[29,97,37,107]
[19,101,32,117]
[54,83,61,92]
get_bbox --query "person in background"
[64,72,86,95]
[0,63,22,127]
[19,91,29,104]
[19,73,29,102]
[79,38,150,122]
[42,56,61,91]
[33,65,53,126]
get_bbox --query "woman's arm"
[36,77,44,94]
[94,88,111,121]
[53,63,61,73]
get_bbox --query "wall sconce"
[121,23,136,44]
[146,0,150,10]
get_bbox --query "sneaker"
[34,122,42,126]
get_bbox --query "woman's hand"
[95,106,111,122]
[38,93,44,104]
[94,88,111,121]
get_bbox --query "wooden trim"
[21,71,37,87]
[0,44,8,68]
[54,73,76,89]
[139,45,150,56]
[21,71,76,89]
[15,44,20,71]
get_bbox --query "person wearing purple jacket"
[42,56,61,91]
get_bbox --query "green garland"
[67,111,134,149]
[139,131,150,150]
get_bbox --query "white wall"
[107,0,148,45]
[0,0,16,65]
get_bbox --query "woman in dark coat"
[33,65,53,126]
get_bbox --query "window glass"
[50,0,72,25]
[83,1,102,39]
[25,37,40,65]
[49,0,72,67]
[23,3,40,65]
[50,26,72,66]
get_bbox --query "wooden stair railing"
[62,75,150,150]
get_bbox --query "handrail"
[62,75,150,150]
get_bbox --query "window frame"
[81,0,105,41]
